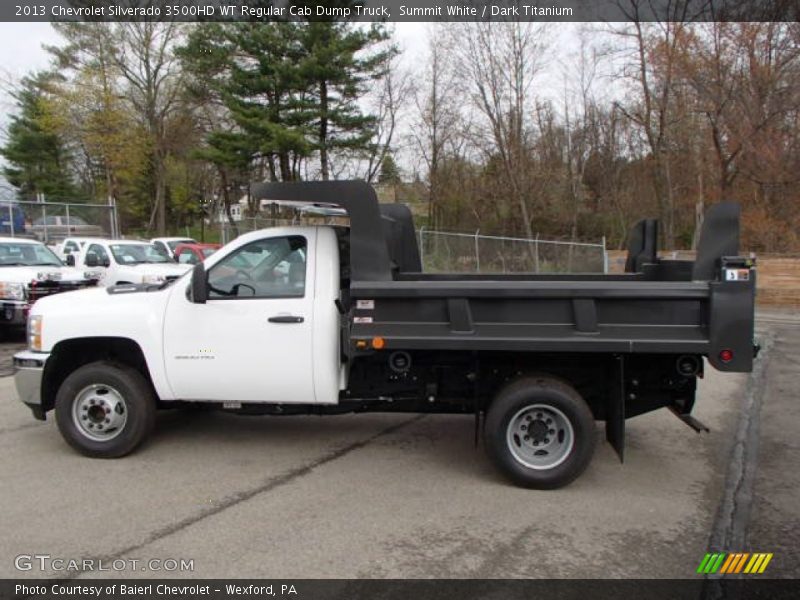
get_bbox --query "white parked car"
[53,237,100,262]
[0,237,97,326]
[75,239,192,286]
[150,237,196,259]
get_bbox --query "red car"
[173,243,221,265]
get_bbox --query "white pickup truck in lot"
[12,182,757,489]
[74,239,191,286]
[0,236,97,327]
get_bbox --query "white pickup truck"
[13,182,758,489]
[0,236,97,327]
[74,239,191,286]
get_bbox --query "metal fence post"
[534,233,540,273]
[418,226,425,268]
[8,204,14,237]
[65,204,71,238]
[474,229,480,272]
[40,193,48,244]
[114,197,120,239]
[602,235,608,273]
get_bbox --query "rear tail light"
[719,349,734,363]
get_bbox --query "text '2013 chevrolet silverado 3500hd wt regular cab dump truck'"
[13,182,757,489]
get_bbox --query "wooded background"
[2,18,799,252]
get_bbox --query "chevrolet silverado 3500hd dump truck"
[13,181,757,489]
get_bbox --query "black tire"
[484,375,596,489]
[55,361,156,458]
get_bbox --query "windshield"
[201,247,218,258]
[168,239,195,253]
[0,242,63,266]
[110,244,172,265]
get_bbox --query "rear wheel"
[55,361,156,458]
[484,375,596,489]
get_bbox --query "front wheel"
[55,361,156,458]
[484,375,596,489]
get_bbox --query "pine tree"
[378,154,401,184]
[1,75,79,202]
[295,17,396,179]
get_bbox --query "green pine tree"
[378,154,401,184]
[1,75,79,202]
[295,15,396,179]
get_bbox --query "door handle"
[268,315,304,323]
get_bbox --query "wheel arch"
[42,337,155,413]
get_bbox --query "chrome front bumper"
[14,351,50,420]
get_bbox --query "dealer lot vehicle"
[73,239,192,286]
[53,237,100,263]
[13,182,757,489]
[0,202,26,235]
[150,237,196,259]
[0,237,97,327]
[174,242,222,265]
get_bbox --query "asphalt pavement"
[0,312,797,579]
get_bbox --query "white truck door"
[163,231,316,403]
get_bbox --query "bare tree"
[450,22,550,241]
[611,1,691,247]
[113,22,186,235]
[363,54,414,183]
[411,26,465,228]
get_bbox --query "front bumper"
[0,301,28,325]
[13,350,50,420]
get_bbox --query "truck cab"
[164,227,340,404]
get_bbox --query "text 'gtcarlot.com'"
[14,554,194,572]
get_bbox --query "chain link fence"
[418,229,607,273]
[220,216,607,274]
[417,228,608,273]
[0,199,120,243]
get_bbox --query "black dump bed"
[252,181,756,373]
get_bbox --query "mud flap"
[605,355,625,462]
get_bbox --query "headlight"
[0,282,26,301]
[28,315,43,351]
[142,274,165,284]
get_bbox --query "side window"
[87,244,109,266]
[178,249,197,265]
[207,236,307,299]
[65,241,78,253]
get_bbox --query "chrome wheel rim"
[72,384,128,442]
[506,404,574,470]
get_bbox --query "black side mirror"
[85,253,98,267]
[190,262,208,304]
[66,254,75,267]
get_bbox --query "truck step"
[669,408,710,433]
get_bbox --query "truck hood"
[31,282,176,353]
[0,265,95,284]
[114,262,192,277]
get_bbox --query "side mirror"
[85,253,99,267]
[190,262,208,304]
[66,254,75,267]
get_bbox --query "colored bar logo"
[697,552,773,575]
